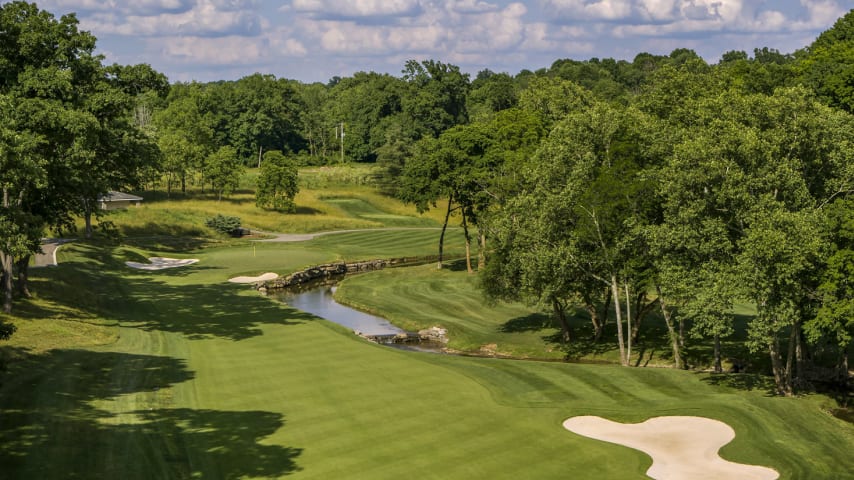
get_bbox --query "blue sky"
[25,0,854,83]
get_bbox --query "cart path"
[33,239,74,267]
[253,227,452,242]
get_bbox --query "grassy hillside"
[333,262,769,370]
[96,167,448,238]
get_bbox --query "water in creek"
[271,284,446,353]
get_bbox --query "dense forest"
[2,1,854,397]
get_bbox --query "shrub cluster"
[205,214,241,234]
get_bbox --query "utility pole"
[339,122,345,163]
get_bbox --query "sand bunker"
[228,272,278,283]
[562,416,779,480]
[126,257,199,270]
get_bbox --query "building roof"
[99,191,144,202]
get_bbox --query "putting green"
[1,232,852,479]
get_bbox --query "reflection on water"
[275,286,407,337]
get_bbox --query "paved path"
[253,227,450,243]
[33,239,74,268]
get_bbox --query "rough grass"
[93,168,448,237]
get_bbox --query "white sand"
[562,416,779,480]
[125,257,199,270]
[228,272,279,283]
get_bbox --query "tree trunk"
[181,172,187,194]
[552,298,571,343]
[794,324,805,386]
[839,345,850,384]
[611,275,627,366]
[461,211,473,274]
[769,333,792,396]
[713,334,722,373]
[582,298,604,342]
[625,283,633,366]
[655,284,683,369]
[83,199,93,239]
[785,320,799,392]
[630,292,656,343]
[477,230,486,271]
[15,255,30,298]
[437,196,453,269]
[600,286,611,328]
[1,252,12,314]
[83,211,92,238]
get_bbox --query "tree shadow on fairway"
[499,313,553,333]
[698,372,778,395]
[28,242,318,341]
[0,348,302,479]
[120,281,319,340]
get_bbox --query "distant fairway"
[1,230,852,479]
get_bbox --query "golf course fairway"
[1,231,852,479]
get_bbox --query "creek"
[270,283,447,353]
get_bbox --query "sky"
[21,0,854,83]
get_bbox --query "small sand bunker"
[563,416,779,480]
[228,272,278,283]
[126,257,199,270]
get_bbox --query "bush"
[205,214,241,235]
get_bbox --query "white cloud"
[82,0,262,37]
[23,0,850,82]
[637,0,678,21]
[156,35,265,64]
[149,30,305,67]
[448,0,500,13]
[291,0,422,18]
[799,0,847,28]
[40,0,194,15]
[544,0,634,21]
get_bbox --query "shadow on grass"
[295,205,322,215]
[499,313,553,333]
[0,347,302,478]
[698,371,778,396]
[138,189,255,204]
[120,223,208,240]
[25,242,318,341]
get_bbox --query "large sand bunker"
[562,416,779,480]
[126,257,199,270]
[228,272,279,283]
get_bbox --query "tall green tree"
[256,150,299,212]
[205,146,243,201]
[0,2,162,312]
[401,59,470,138]
[154,92,213,194]
[796,9,854,113]
[807,198,854,381]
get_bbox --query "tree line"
[1,1,853,395]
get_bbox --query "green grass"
[333,262,771,369]
[334,261,565,359]
[1,225,852,478]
